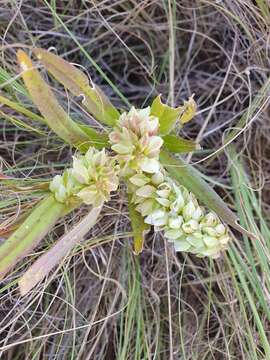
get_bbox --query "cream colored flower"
[72,148,119,206]
[129,167,231,258]
[109,107,163,176]
[50,147,119,207]
[50,169,80,204]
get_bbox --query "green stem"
[0,195,65,279]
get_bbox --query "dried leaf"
[18,206,102,296]
[33,48,120,126]
[179,96,197,124]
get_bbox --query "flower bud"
[50,147,119,207]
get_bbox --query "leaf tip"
[133,237,144,255]
[33,47,44,60]
[17,50,32,72]
[18,270,38,296]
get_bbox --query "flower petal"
[140,158,160,173]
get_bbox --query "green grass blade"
[0,94,44,122]
[225,76,270,148]
[0,67,27,95]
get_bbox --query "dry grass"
[0,1,270,359]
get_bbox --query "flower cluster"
[110,106,231,258]
[50,106,231,258]
[50,147,119,207]
[109,107,163,176]
[129,171,230,258]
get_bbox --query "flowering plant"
[0,48,245,295]
[110,107,230,258]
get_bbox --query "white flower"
[140,158,160,173]
[50,147,119,207]
[136,185,156,198]
[110,106,163,176]
[129,173,150,187]
[182,219,199,234]
[49,175,67,203]
[136,198,156,217]
[129,164,231,258]
[168,216,183,229]
[72,157,89,184]
[50,170,80,204]
[174,240,191,252]
[108,105,231,259]
[145,209,169,226]
[146,136,164,157]
[151,172,164,185]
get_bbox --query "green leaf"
[17,50,90,150]
[0,94,44,123]
[0,195,65,279]
[0,110,45,135]
[128,193,149,254]
[224,76,270,147]
[0,67,27,96]
[78,124,109,149]
[33,48,120,126]
[0,91,109,150]
[150,95,182,135]
[163,134,200,153]
[160,149,248,235]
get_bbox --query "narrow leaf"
[128,193,149,254]
[0,92,109,150]
[163,134,200,153]
[0,94,44,122]
[225,76,270,146]
[19,206,102,296]
[151,95,182,135]
[79,124,109,149]
[17,50,90,150]
[160,149,249,235]
[0,66,27,95]
[0,110,45,135]
[33,48,120,126]
[0,195,65,280]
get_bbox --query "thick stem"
[0,195,65,279]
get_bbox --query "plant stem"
[0,195,65,279]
